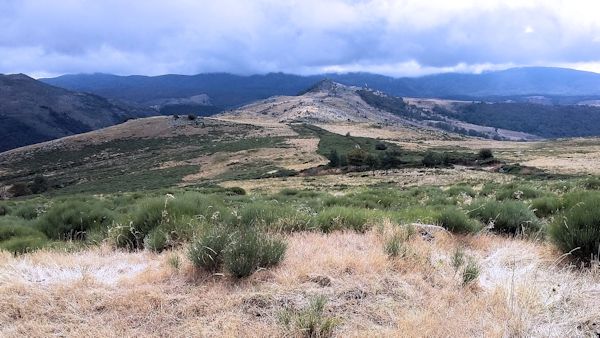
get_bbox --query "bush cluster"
[550,193,600,263]
[189,226,286,278]
[470,200,541,234]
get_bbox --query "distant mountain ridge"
[0,74,155,152]
[41,67,600,109]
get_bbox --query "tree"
[379,150,404,173]
[478,148,494,160]
[327,149,340,167]
[339,154,348,167]
[365,154,379,175]
[375,142,388,150]
[30,175,49,194]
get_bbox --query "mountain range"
[42,67,600,109]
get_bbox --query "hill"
[0,74,156,152]
[41,67,600,109]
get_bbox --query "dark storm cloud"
[1,0,600,77]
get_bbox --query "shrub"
[384,232,407,258]
[462,259,480,285]
[224,229,286,278]
[451,247,465,271]
[144,228,169,252]
[30,175,49,194]
[187,114,197,120]
[549,194,600,263]
[347,148,369,167]
[0,203,9,216]
[280,295,338,338]
[316,207,370,233]
[583,177,600,190]
[327,149,340,167]
[422,151,447,167]
[37,201,114,240]
[437,207,481,234]
[188,226,230,272]
[0,236,48,255]
[496,186,542,200]
[445,185,476,197]
[226,187,246,196]
[0,217,44,240]
[0,217,48,254]
[119,193,229,249]
[12,204,40,219]
[530,196,562,217]
[478,148,494,160]
[375,142,388,150]
[470,200,540,234]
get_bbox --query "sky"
[2,0,600,77]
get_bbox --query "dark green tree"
[327,149,340,167]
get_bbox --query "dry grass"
[220,167,512,194]
[1,225,598,337]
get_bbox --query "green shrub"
[0,203,9,216]
[462,259,480,285]
[279,296,338,338]
[224,229,286,278]
[437,207,481,234]
[37,201,114,240]
[445,185,476,197]
[188,226,231,272]
[0,217,48,254]
[478,148,493,160]
[226,187,246,196]
[549,194,600,263]
[0,236,48,254]
[583,177,600,190]
[451,247,465,271]
[422,151,447,167]
[530,196,562,217]
[13,204,40,220]
[470,200,540,234]
[384,232,407,258]
[30,175,49,194]
[316,207,370,233]
[496,186,542,200]
[120,193,229,249]
[144,228,169,252]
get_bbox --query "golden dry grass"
[1,226,598,337]
[220,167,512,194]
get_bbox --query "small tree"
[478,148,494,160]
[339,154,348,167]
[30,175,49,194]
[365,154,379,175]
[375,142,388,150]
[327,149,340,167]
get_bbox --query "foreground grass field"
[1,177,599,337]
[1,115,600,337]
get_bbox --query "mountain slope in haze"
[0,74,156,152]
[42,67,600,109]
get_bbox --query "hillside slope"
[0,74,155,152]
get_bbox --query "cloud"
[1,0,600,76]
